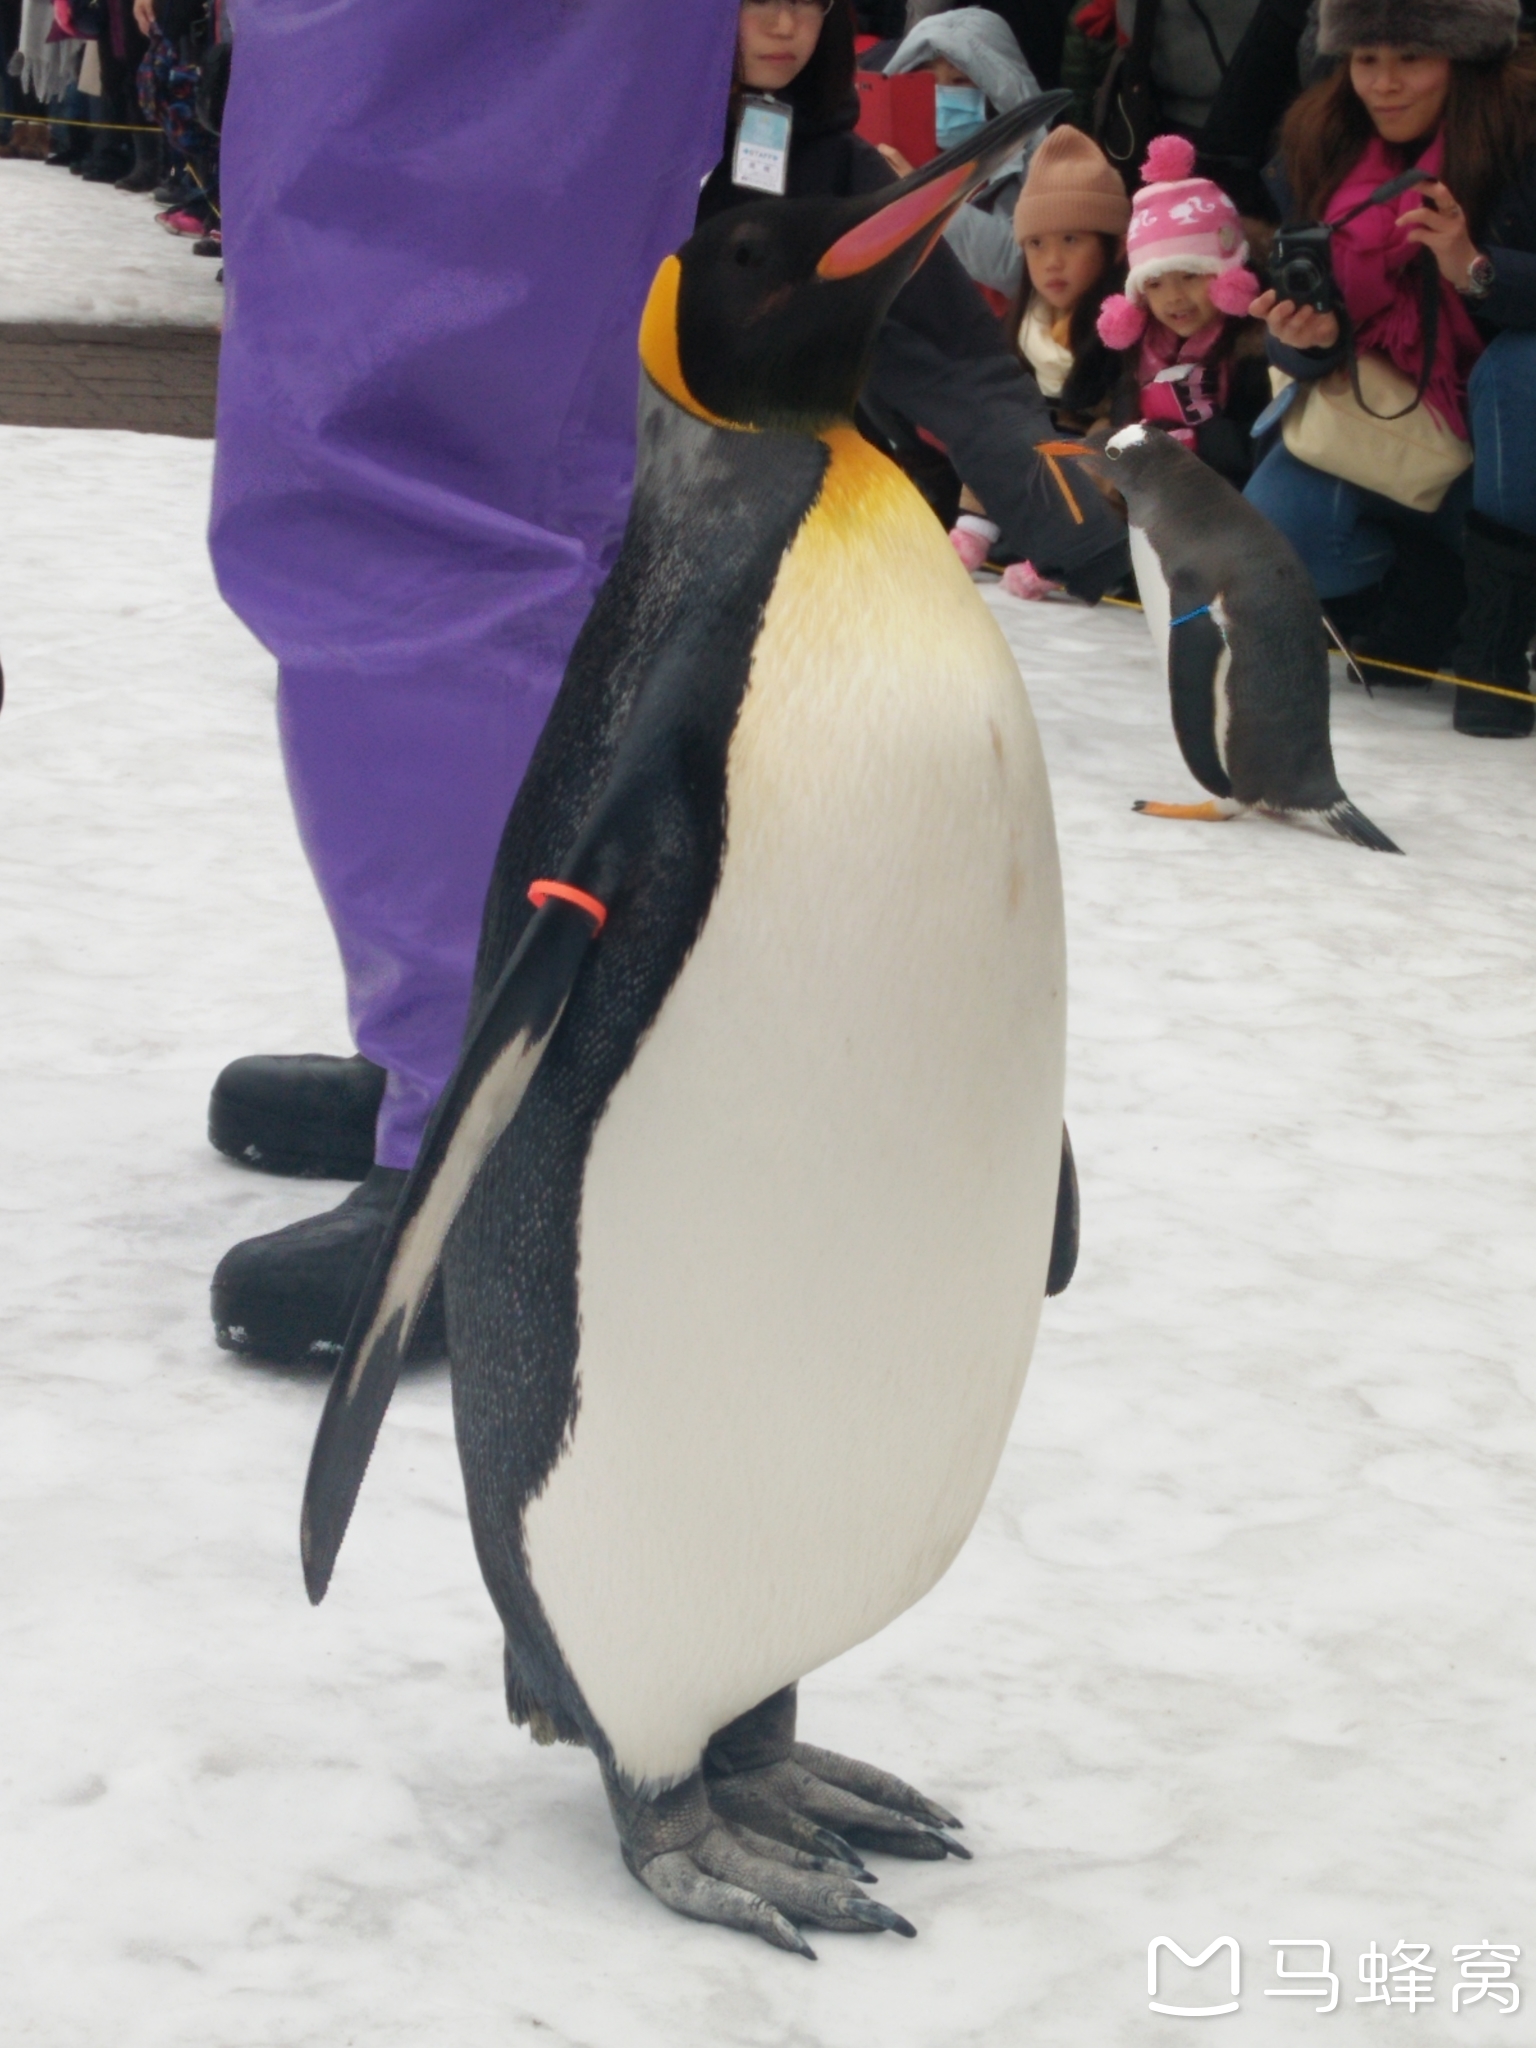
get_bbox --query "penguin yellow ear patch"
[637,256,734,430]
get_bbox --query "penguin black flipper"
[301,891,607,1605]
[1164,575,1234,801]
[1045,1125,1079,1297]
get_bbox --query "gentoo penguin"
[1100,425,1401,853]
[301,94,1080,1957]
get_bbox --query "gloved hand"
[949,513,1000,574]
[1001,561,1062,602]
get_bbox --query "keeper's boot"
[211,1166,446,1368]
[209,1052,385,1179]
[1451,510,1536,738]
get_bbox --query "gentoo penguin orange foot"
[1098,426,1403,854]
[300,89,1076,1956]
[1133,797,1243,821]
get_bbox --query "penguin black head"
[641,92,1070,434]
[1100,420,1235,524]
[1101,423,1182,488]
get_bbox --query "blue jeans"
[1244,329,1536,596]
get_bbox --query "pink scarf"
[1136,314,1234,448]
[1326,132,1484,439]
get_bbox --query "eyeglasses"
[741,0,835,15]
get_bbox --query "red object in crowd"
[854,70,938,168]
[1073,0,1118,37]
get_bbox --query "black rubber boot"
[209,1052,386,1179]
[115,130,161,192]
[211,1167,446,1368]
[1350,528,1466,685]
[1451,511,1536,739]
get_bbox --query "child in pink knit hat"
[1097,136,1270,484]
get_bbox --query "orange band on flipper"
[527,880,608,931]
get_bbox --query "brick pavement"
[0,322,218,438]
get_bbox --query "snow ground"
[2,425,1534,2048]
[0,160,222,326]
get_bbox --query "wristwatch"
[1459,251,1496,300]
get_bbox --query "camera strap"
[1334,167,1440,424]
[1342,249,1440,421]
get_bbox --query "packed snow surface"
[2,427,1534,2046]
[0,160,222,325]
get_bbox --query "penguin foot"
[708,1749,970,1863]
[607,1768,914,1957]
[702,1685,967,1865]
[1132,797,1242,821]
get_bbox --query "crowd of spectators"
[1,0,228,260]
[4,0,1536,735]
[788,0,1536,734]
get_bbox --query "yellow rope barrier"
[1096,592,1534,707]
[5,115,158,133]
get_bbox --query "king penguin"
[1101,425,1401,853]
[299,94,1081,1957]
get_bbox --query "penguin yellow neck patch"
[637,257,738,431]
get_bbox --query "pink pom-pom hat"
[1095,134,1259,346]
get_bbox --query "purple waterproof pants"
[209,4,736,1166]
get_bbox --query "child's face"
[1021,231,1109,313]
[1142,270,1218,337]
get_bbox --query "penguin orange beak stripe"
[816,163,977,279]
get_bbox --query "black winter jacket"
[698,87,1128,598]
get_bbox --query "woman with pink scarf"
[1246,0,1536,737]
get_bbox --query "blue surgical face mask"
[934,82,986,151]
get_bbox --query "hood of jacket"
[884,7,1041,114]
[883,7,1044,185]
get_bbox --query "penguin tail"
[1323,798,1403,855]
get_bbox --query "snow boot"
[209,1052,386,1180]
[211,1167,446,1368]
[115,130,162,192]
[1451,511,1536,739]
[1349,528,1466,686]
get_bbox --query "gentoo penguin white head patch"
[1105,424,1153,456]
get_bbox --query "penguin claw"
[811,1826,876,1879]
[634,1828,914,1952]
[792,1741,962,1830]
[721,1818,875,1883]
[708,1749,969,1866]
[847,1899,918,1938]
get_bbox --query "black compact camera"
[1269,222,1341,314]
[1269,167,1434,315]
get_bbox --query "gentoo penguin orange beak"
[652,91,1069,432]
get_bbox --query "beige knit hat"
[1012,126,1132,242]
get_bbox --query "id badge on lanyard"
[732,94,793,196]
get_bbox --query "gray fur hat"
[1317,0,1521,60]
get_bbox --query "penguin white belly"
[1209,595,1234,774]
[1129,522,1171,675]
[523,434,1067,1785]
